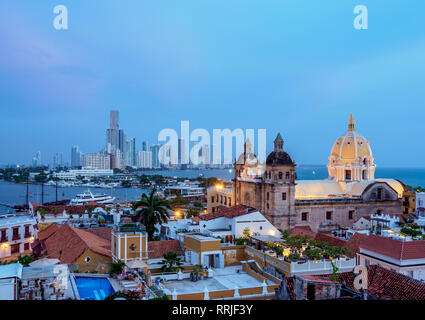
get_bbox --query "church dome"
[266,151,294,166]
[266,133,294,166]
[328,114,376,182]
[330,114,373,161]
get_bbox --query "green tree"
[132,189,171,240]
[38,207,48,221]
[109,260,125,275]
[160,251,182,273]
[18,255,34,267]
[186,208,200,218]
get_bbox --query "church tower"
[234,134,297,231]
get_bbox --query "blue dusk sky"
[0,0,424,167]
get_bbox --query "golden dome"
[328,114,375,182]
[330,114,373,161]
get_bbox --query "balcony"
[114,223,146,233]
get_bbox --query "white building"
[136,150,152,169]
[53,167,114,180]
[0,214,37,260]
[83,153,111,170]
[417,192,425,211]
[197,206,280,242]
[0,263,22,300]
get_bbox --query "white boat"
[70,190,115,205]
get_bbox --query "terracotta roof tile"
[314,233,347,248]
[345,233,369,257]
[359,234,425,260]
[86,228,112,242]
[31,202,106,215]
[148,240,183,259]
[37,223,59,241]
[43,224,111,264]
[290,226,317,238]
[319,265,425,300]
[200,205,257,221]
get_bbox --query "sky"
[0,0,424,167]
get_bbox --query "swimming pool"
[75,277,115,300]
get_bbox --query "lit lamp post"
[175,210,181,220]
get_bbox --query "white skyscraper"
[136,151,152,169]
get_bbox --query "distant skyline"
[1,1,425,167]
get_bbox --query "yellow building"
[111,222,148,265]
[402,189,417,214]
[207,185,234,213]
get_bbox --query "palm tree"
[131,189,170,240]
[160,251,182,273]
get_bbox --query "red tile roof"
[37,223,60,241]
[31,202,106,215]
[316,265,425,300]
[314,233,347,248]
[148,240,183,259]
[43,224,111,264]
[345,233,369,257]
[86,228,112,242]
[199,205,257,221]
[290,226,317,238]
[360,234,425,260]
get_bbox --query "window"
[228,199,231,206]
[0,229,6,241]
[345,170,351,180]
[267,192,269,201]
[24,243,29,250]
[85,256,91,263]
[260,226,263,230]
[11,244,20,254]
[12,227,20,240]
[211,196,214,203]
[349,210,354,220]
[267,203,270,210]
[279,172,283,180]
[286,172,290,182]
[282,193,287,201]
[326,211,332,220]
[364,259,370,266]
[377,188,383,200]
[302,212,308,221]
[408,271,414,278]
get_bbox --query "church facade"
[211,115,404,232]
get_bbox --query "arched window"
[279,172,283,180]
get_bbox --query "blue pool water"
[75,277,115,300]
